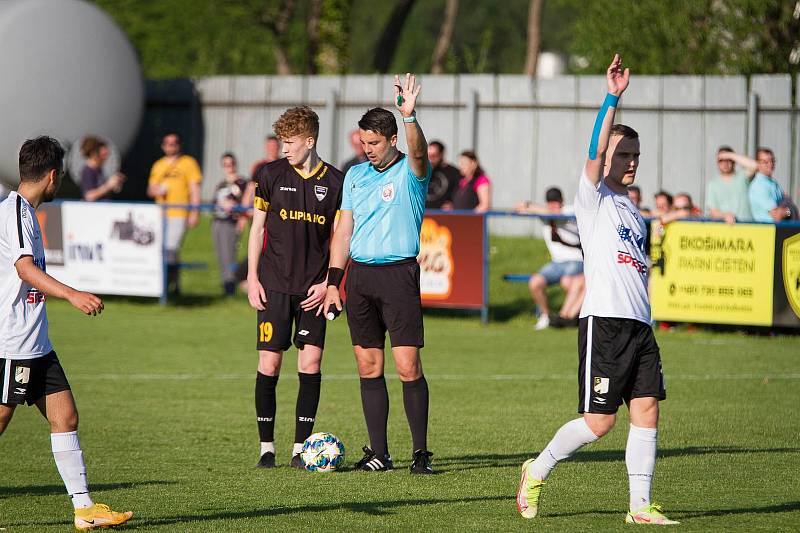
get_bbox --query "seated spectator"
[706,146,755,223]
[447,150,490,212]
[749,147,796,222]
[653,190,673,217]
[341,129,368,175]
[426,140,461,208]
[212,152,248,296]
[79,136,125,201]
[515,187,585,330]
[628,185,651,216]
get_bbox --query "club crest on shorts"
[15,367,30,385]
[593,377,609,394]
[381,182,395,202]
[314,185,328,201]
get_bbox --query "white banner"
[43,202,164,297]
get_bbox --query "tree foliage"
[93,0,798,77]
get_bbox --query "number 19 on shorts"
[259,321,273,343]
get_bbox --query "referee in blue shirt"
[323,73,433,474]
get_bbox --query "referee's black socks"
[295,372,322,444]
[255,372,279,443]
[360,376,390,457]
[402,376,429,452]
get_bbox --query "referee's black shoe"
[354,445,393,472]
[410,449,434,474]
[256,452,276,468]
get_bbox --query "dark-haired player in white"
[0,136,132,530]
[516,55,678,525]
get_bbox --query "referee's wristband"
[327,267,345,289]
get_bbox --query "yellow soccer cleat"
[516,458,545,519]
[74,503,133,531]
[625,503,680,525]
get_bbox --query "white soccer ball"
[300,432,345,472]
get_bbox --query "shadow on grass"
[434,446,800,472]
[8,494,509,528]
[0,480,176,500]
[548,501,800,519]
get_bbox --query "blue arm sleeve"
[588,93,619,160]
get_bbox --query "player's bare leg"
[353,346,393,471]
[255,349,283,467]
[36,390,132,530]
[559,275,585,318]
[0,404,16,435]
[292,345,323,467]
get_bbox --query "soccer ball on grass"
[300,432,345,472]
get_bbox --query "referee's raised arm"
[394,73,429,179]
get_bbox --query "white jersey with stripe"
[0,192,52,359]
[574,171,650,324]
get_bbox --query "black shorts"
[257,290,327,351]
[0,352,71,406]
[577,316,666,414]
[345,258,424,349]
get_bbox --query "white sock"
[51,431,93,510]
[260,442,275,456]
[626,424,658,511]
[292,443,303,456]
[529,418,599,481]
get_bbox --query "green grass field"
[1,218,799,531]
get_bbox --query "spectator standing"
[450,150,490,212]
[516,187,585,330]
[212,152,248,297]
[250,135,282,178]
[653,190,673,217]
[425,140,461,208]
[147,133,203,296]
[341,129,368,175]
[749,148,794,222]
[706,146,754,223]
[79,136,125,201]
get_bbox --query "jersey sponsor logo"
[314,185,328,201]
[381,182,395,202]
[278,209,327,226]
[15,367,30,385]
[26,289,46,304]
[617,250,648,275]
[617,224,645,252]
[593,376,609,394]
[279,186,297,192]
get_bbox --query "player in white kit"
[515,56,678,525]
[0,136,133,530]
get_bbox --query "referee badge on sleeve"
[593,377,609,394]
[314,185,328,201]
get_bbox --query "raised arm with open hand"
[394,73,429,179]
[585,54,630,186]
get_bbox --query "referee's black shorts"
[577,315,666,414]
[345,258,424,349]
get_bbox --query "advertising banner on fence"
[418,213,484,309]
[37,202,163,297]
[650,221,800,327]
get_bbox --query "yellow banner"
[650,221,775,326]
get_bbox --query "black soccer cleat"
[290,453,305,470]
[256,451,276,468]
[354,445,393,472]
[410,449,434,474]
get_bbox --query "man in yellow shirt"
[147,133,202,296]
